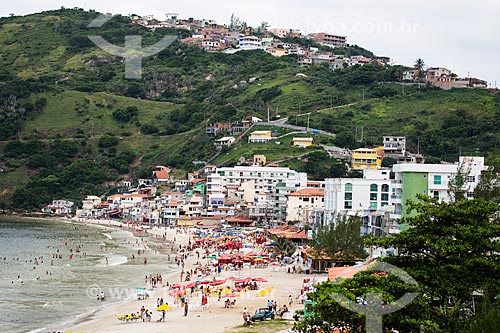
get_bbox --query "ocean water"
[0,217,176,333]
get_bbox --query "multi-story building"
[308,32,347,48]
[286,188,324,223]
[324,169,392,224]
[426,67,452,77]
[248,130,272,143]
[351,147,384,170]
[383,136,406,156]
[391,156,488,221]
[238,36,262,50]
[206,166,308,222]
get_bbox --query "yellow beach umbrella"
[156,304,172,311]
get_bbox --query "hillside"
[0,8,499,210]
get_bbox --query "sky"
[2,0,500,85]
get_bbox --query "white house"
[286,188,324,223]
[214,136,235,149]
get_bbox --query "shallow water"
[0,217,176,333]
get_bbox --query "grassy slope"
[0,9,499,208]
[22,91,181,138]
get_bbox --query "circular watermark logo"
[87,14,176,79]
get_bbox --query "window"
[381,184,389,192]
[345,183,353,191]
[344,201,352,209]
[467,176,476,183]
[434,175,442,185]
[370,193,378,201]
[467,191,474,198]
[381,193,389,201]
[369,202,377,210]
[303,197,310,202]
[345,193,353,200]
[433,191,439,199]
[370,184,378,192]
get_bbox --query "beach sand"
[59,219,360,333]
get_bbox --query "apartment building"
[308,32,347,48]
[206,166,308,222]
[391,156,488,220]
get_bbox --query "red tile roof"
[287,188,324,197]
[155,171,170,180]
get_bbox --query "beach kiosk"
[136,287,149,300]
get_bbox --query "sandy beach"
[53,219,324,333]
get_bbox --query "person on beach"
[184,301,189,317]
[140,305,145,321]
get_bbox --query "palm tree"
[414,58,426,82]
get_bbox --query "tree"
[294,269,437,333]
[474,168,500,203]
[414,58,426,82]
[372,196,500,331]
[270,234,296,257]
[447,160,471,202]
[311,213,367,262]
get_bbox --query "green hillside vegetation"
[0,8,499,210]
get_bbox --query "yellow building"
[292,137,313,148]
[267,47,289,57]
[351,147,384,170]
[248,130,272,143]
[253,155,267,166]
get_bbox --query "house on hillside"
[248,130,272,143]
[292,137,313,148]
[215,136,236,149]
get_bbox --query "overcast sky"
[3,0,500,85]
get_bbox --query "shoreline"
[59,218,325,333]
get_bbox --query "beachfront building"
[292,137,313,148]
[206,166,308,222]
[324,169,392,222]
[351,147,384,170]
[286,188,324,224]
[41,200,74,215]
[248,130,272,143]
[391,156,488,221]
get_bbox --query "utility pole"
[306,112,311,132]
[267,105,270,122]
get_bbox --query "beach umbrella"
[198,280,211,285]
[156,304,172,311]
[171,284,182,289]
[252,277,268,283]
[210,279,226,286]
[223,293,238,298]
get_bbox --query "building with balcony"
[286,188,324,223]
[308,32,347,48]
[206,166,307,222]
[248,130,272,143]
[383,136,406,156]
[324,169,392,224]
[351,147,384,170]
[238,36,262,50]
[391,156,488,221]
